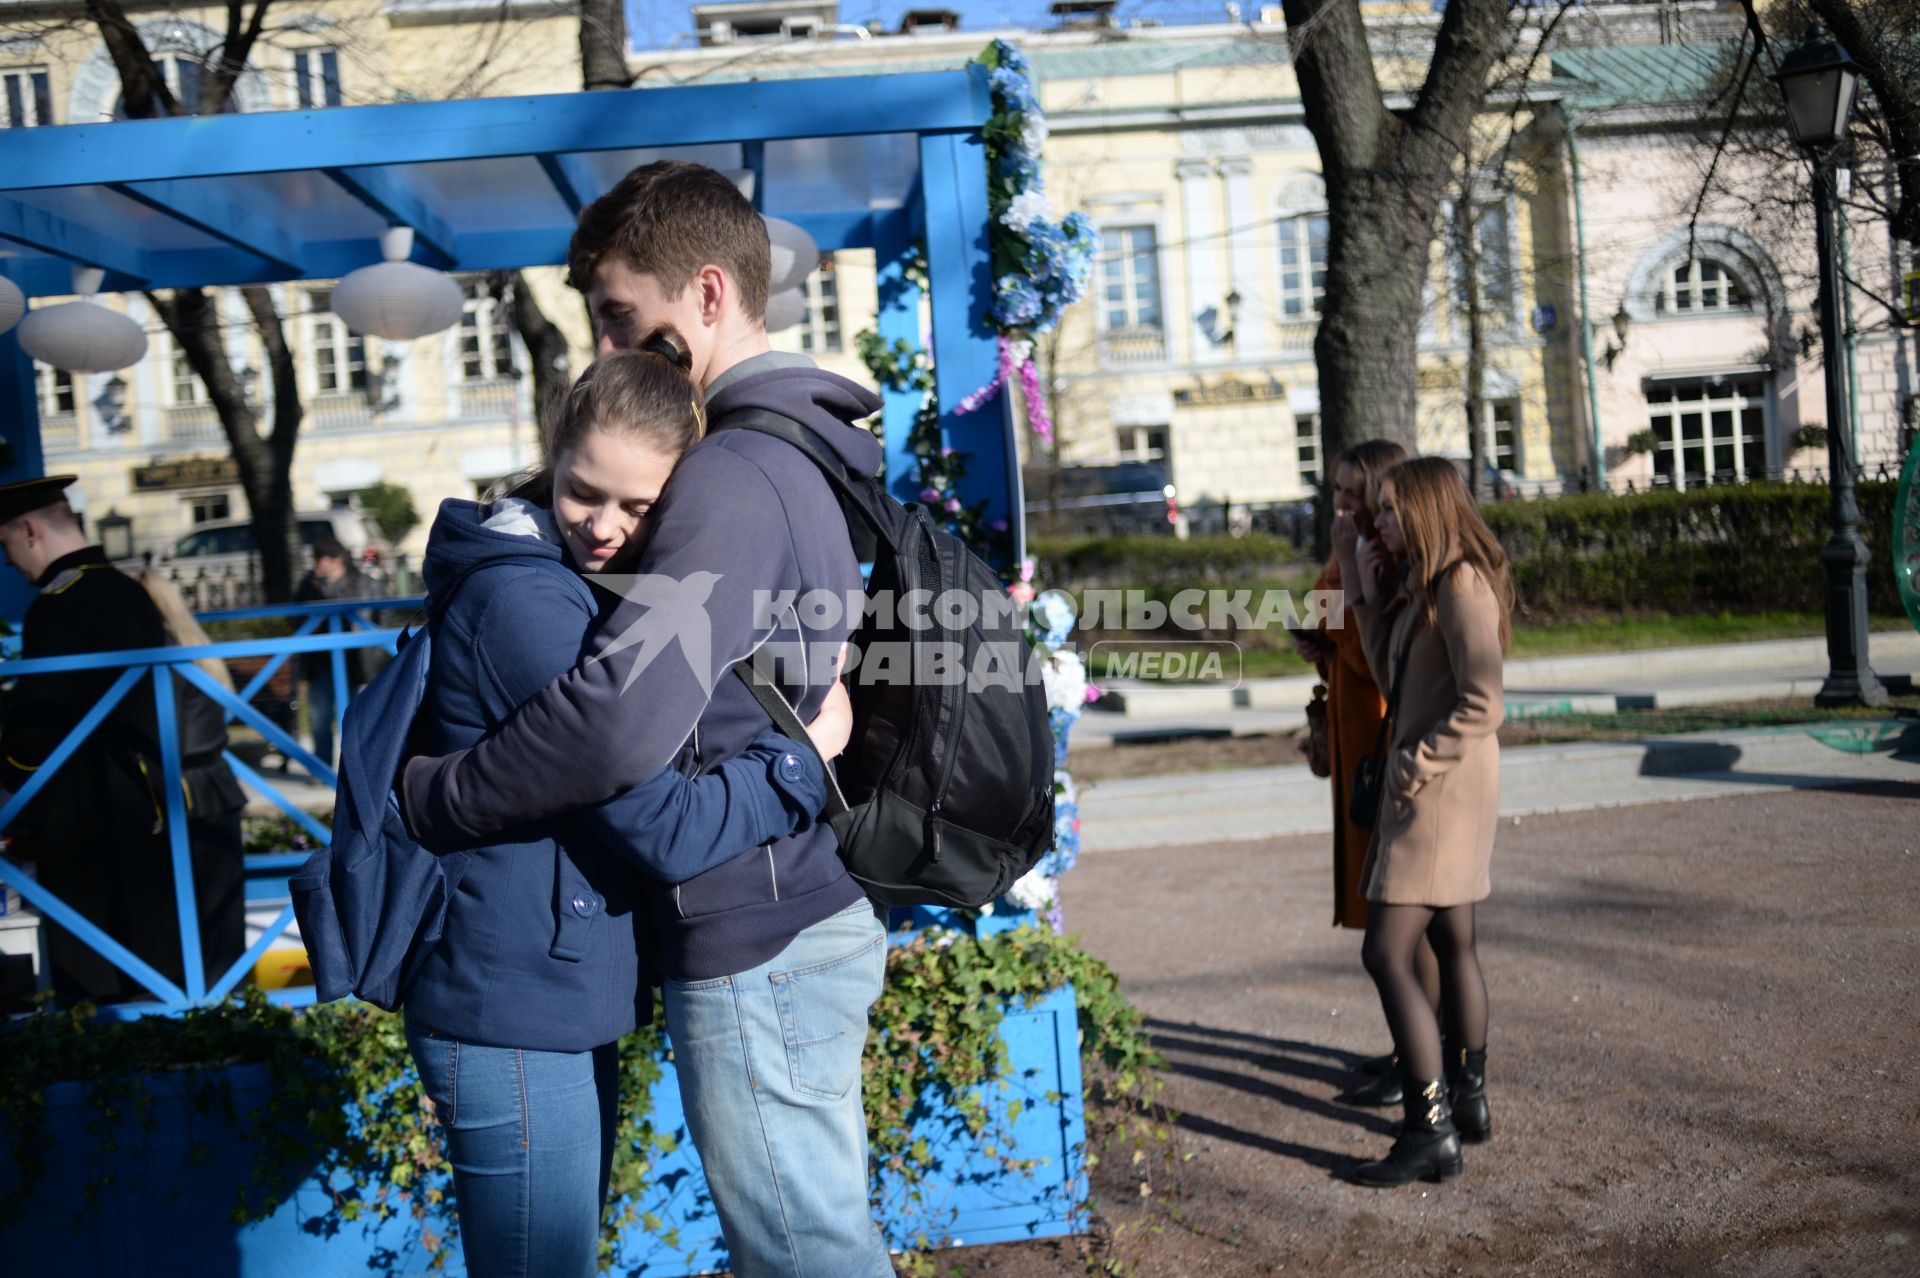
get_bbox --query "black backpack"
[718,412,1056,909]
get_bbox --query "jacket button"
[571,894,598,918]
[778,753,806,784]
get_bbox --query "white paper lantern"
[330,226,465,341]
[0,275,23,335]
[763,216,819,294]
[17,267,147,372]
[764,287,806,333]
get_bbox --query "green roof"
[1551,42,1739,113]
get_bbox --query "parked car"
[1023,462,1177,537]
[168,510,385,573]
[158,510,391,609]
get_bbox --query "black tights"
[1361,904,1489,1082]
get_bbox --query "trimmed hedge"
[1029,534,1301,589]
[1483,481,1899,618]
[1029,483,1902,622]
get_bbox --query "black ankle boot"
[1448,1047,1490,1145]
[1336,1055,1404,1106]
[1353,1078,1463,1187]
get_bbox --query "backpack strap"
[711,409,896,555]
[732,655,849,819]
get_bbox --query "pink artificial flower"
[919,487,943,504]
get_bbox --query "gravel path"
[946,783,1920,1277]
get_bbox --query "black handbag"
[1348,642,1412,830]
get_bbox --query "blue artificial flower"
[991,38,1031,77]
[989,66,1038,117]
[994,273,1045,328]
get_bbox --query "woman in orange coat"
[1296,441,1438,1105]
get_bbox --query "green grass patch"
[1500,698,1920,745]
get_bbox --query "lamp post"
[1776,27,1887,707]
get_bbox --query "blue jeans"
[404,1016,618,1278]
[664,900,892,1278]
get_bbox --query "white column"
[126,295,165,449]
[1219,156,1266,358]
[1176,158,1223,365]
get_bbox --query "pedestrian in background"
[296,535,377,767]
[1347,456,1512,1187]
[1297,440,1442,1107]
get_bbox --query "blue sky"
[628,1,1236,51]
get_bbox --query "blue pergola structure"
[0,66,1016,620]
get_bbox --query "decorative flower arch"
[67,18,272,123]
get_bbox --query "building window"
[1645,375,1769,490]
[293,47,342,108]
[187,493,232,525]
[114,53,234,118]
[1481,399,1519,473]
[1296,413,1323,484]
[1100,226,1162,331]
[460,279,515,382]
[309,288,367,395]
[156,330,209,406]
[1657,258,1752,315]
[2,66,53,128]
[1454,202,1515,328]
[1116,425,1168,461]
[1277,214,1328,318]
[37,365,76,417]
[799,256,842,354]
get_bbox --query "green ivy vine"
[0,925,1165,1270]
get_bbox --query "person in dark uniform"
[0,475,246,1004]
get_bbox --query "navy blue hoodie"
[401,498,830,1048]
[405,358,885,980]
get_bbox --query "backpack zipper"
[924,538,973,862]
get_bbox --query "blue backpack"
[290,612,465,1011]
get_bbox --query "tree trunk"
[1283,0,1518,469]
[500,272,572,443]
[579,0,633,92]
[91,0,306,599]
[1455,195,1489,500]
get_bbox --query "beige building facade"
[9,0,1914,569]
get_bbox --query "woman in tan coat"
[1300,441,1440,1107]
[1347,456,1512,1187]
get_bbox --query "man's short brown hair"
[567,161,772,321]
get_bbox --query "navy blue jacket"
[401,500,828,1051]
[405,356,884,980]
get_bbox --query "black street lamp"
[1776,27,1887,707]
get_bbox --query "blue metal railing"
[1,597,423,1014]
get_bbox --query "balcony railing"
[167,402,224,445]
[308,394,374,433]
[1097,325,1169,367]
[457,377,521,421]
[39,412,80,451]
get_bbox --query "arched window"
[1657,258,1753,315]
[113,53,237,118]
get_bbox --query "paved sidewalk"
[1077,720,1920,851]
[1078,629,1920,746]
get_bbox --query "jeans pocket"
[769,930,884,1102]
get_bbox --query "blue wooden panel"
[0,74,991,192]
[537,152,598,215]
[874,204,927,505]
[920,122,1019,553]
[110,179,304,272]
[0,317,43,623]
[0,986,1084,1273]
[323,166,458,267]
[0,196,151,279]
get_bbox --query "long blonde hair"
[1382,457,1515,653]
[1334,438,1411,533]
[135,570,237,691]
